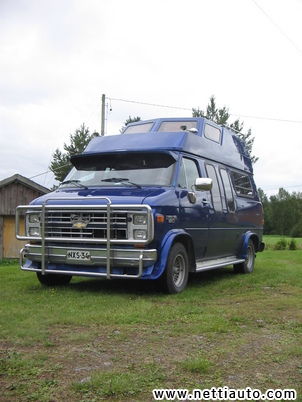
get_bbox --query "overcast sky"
[1,0,301,196]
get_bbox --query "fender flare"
[150,229,192,279]
[238,231,259,259]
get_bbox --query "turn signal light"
[156,214,165,223]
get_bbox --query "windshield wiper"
[60,180,88,189]
[101,178,141,189]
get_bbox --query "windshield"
[61,152,176,188]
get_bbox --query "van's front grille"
[45,211,128,239]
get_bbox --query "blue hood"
[30,186,170,207]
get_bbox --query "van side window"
[220,169,235,212]
[158,121,198,132]
[178,158,200,189]
[123,122,154,133]
[231,171,253,197]
[204,123,221,143]
[206,165,222,212]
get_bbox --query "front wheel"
[234,239,255,274]
[37,272,72,286]
[159,243,189,294]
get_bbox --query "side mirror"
[195,178,213,191]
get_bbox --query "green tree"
[260,187,302,236]
[192,96,258,164]
[120,116,141,133]
[265,188,302,236]
[268,188,292,235]
[49,123,99,182]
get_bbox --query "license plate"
[67,250,90,261]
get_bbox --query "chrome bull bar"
[16,196,154,279]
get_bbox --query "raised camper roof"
[72,118,252,173]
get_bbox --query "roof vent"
[188,128,198,134]
[180,125,198,134]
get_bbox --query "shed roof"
[0,174,49,194]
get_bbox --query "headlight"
[133,214,147,225]
[26,212,41,237]
[29,213,40,223]
[29,227,40,236]
[134,229,147,240]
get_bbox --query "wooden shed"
[0,174,49,259]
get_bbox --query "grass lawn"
[0,236,301,401]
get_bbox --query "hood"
[30,186,169,206]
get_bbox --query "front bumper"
[20,244,157,279]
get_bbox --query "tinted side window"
[206,165,222,212]
[158,121,198,132]
[178,158,200,189]
[231,171,253,197]
[123,122,154,133]
[220,169,235,212]
[204,123,221,143]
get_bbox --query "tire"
[37,272,72,286]
[234,239,255,274]
[160,243,189,294]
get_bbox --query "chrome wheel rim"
[246,245,253,270]
[172,254,185,287]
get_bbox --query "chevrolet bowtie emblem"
[70,213,91,229]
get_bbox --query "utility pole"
[101,94,106,136]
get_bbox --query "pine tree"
[49,123,99,182]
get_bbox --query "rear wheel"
[160,243,189,294]
[234,239,255,274]
[37,272,72,286]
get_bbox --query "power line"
[110,97,302,124]
[263,184,302,192]
[29,163,70,180]
[30,171,53,180]
[85,99,101,125]
[251,0,302,57]
[230,114,302,124]
[110,97,191,112]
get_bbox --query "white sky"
[1,0,302,196]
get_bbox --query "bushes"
[288,238,297,250]
[274,238,297,251]
[274,238,287,250]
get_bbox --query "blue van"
[16,117,264,293]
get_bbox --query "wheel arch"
[170,233,196,272]
[152,229,196,279]
[238,231,260,259]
